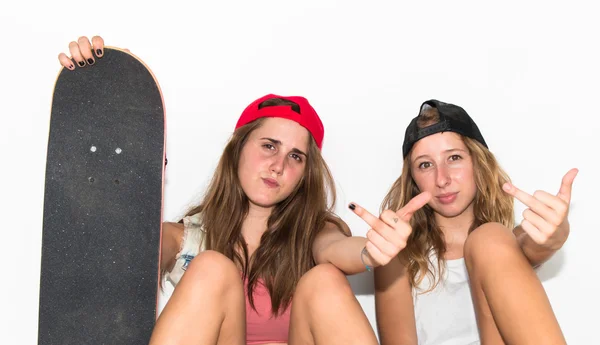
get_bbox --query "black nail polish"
[349,203,356,210]
[87,58,94,65]
[96,49,103,56]
[78,61,85,67]
[69,64,74,69]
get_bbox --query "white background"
[1,0,599,343]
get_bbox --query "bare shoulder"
[163,221,184,234]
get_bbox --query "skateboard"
[38,48,165,344]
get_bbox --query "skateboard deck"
[38,48,165,345]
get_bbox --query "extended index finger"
[503,182,542,210]
[349,203,384,230]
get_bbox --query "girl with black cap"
[362,99,576,344]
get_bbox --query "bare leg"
[149,250,246,345]
[464,223,567,345]
[288,264,378,345]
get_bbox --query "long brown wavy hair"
[381,106,514,292]
[184,98,346,314]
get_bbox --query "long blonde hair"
[381,107,514,291]
[185,99,346,314]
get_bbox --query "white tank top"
[413,257,480,345]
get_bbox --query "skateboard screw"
[115,148,122,154]
[114,179,120,185]
[88,177,95,183]
[90,146,97,152]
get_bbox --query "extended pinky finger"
[58,53,75,70]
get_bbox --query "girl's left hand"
[503,168,578,251]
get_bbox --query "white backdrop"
[2,1,598,343]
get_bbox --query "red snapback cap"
[235,94,325,149]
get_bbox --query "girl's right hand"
[58,36,105,70]
[350,191,432,267]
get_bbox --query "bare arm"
[312,222,377,275]
[314,193,432,275]
[161,222,184,273]
[374,256,417,345]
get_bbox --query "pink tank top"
[245,279,291,344]
[168,215,292,344]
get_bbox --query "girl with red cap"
[58,37,409,345]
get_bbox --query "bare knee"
[464,222,520,270]
[294,264,354,306]
[182,250,242,292]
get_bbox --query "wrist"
[518,233,556,266]
[360,246,377,271]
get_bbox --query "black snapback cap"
[402,99,488,158]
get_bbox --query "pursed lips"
[437,192,457,198]
[436,192,458,204]
[262,177,280,188]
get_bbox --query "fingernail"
[96,49,103,56]
[78,61,85,67]
[68,64,74,70]
[348,203,356,210]
[87,58,94,65]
